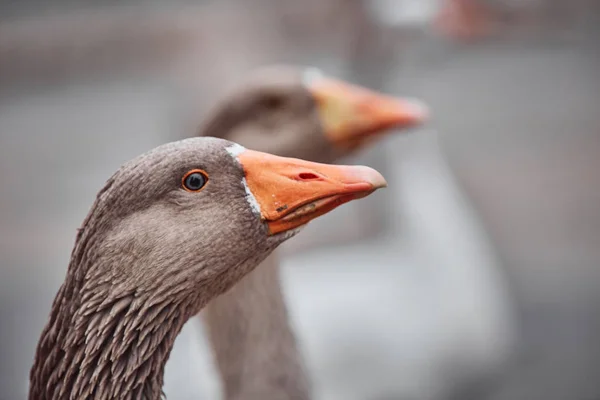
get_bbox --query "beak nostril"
[298,172,321,181]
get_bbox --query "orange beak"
[236,148,387,235]
[304,73,429,149]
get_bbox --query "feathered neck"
[29,178,197,400]
[203,253,312,399]
[29,278,190,400]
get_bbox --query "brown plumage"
[29,136,387,400]
[198,65,428,400]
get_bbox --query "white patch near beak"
[301,67,325,87]
[225,143,246,157]
[240,177,262,217]
[226,143,262,217]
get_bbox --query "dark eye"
[182,170,208,192]
[262,95,284,110]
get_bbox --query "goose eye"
[182,170,208,192]
[263,95,284,110]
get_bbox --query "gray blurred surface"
[1,1,599,400]
[433,39,600,400]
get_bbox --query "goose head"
[29,137,386,399]
[201,65,428,162]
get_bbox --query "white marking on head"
[225,143,262,217]
[225,143,246,157]
[302,67,325,87]
[240,177,261,216]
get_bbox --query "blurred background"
[1,0,599,399]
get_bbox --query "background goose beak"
[235,148,387,234]
[306,76,429,149]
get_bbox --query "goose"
[28,137,387,400]
[197,66,428,399]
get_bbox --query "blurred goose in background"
[29,136,387,400]
[197,65,428,400]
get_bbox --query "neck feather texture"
[29,280,190,399]
[29,179,198,400]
